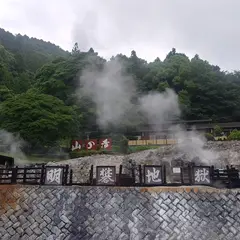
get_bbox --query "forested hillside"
[1,29,240,150]
[0,28,69,72]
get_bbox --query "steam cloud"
[79,57,217,165]
[0,130,27,165]
[171,125,218,165]
[139,89,181,127]
[80,59,136,128]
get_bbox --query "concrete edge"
[0,184,240,194]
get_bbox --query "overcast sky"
[0,0,239,71]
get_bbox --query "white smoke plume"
[139,90,218,165]
[79,58,136,129]
[0,129,27,165]
[170,125,218,165]
[139,89,181,127]
[79,57,217,165]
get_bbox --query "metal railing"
[0,164,239,188]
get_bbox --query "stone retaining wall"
[1,185,240,240]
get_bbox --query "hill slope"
[0,28,69,72]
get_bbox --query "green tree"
[0,85,13,101]
[0,91,79,147]
[0,28,69,72]
[72,42,80,55]
[2,27,240,144]
[158,81,170,92]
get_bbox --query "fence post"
[64,165,69,185]
[226,165,231,183]
[40,164,45,185]
[163,165,167,185]
[188,164,193,185]
[131,166,136,185]
[69,169,73,185]
[139,165,142,186]
[89,165,93,185]
[210,165,214,182]
[11,166,18,184]
[180,167,184,184]
[23,168,27,184]
[118,165,123,186]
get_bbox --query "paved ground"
[0,185,240,240]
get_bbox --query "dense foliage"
[228,130,240,140]
[1,29,240,149]
[0,28,68,72]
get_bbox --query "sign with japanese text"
[96,166,116,185]
[85,139,97,150]
[144,165,163,185]
[45,167,63,185]
[71,140,83,151]
[71,138,112,151]
[172,167,181,174]
[99,138,112,150]
[193,166,211,185]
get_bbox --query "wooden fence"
[0,164,239,188]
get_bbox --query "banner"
[85,139,97,150]
[71,140,83,151]
[71,138,112,151]
[99,138,112,150]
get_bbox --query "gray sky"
[0,0,239,71]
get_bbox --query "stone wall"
[1,185,240,240]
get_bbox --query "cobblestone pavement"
[1,185,240,240]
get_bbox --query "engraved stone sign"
[96,166,116,185]
[45,167,63,185]
[193,166,211,185]
[144,165,162,185]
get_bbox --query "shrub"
[128,145,159,153]
[228,129,240,140]
[119,136,129,154]
[205,133,215,141]
[126,136,138,140]
[109,134,129,154]
[213,125,223,136]
[69,149,112,158]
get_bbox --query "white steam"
[79,57,217,165]
[171,125,218,165]
[139,89,181,127]
[80,59,136,128]
[0,130,27,165]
